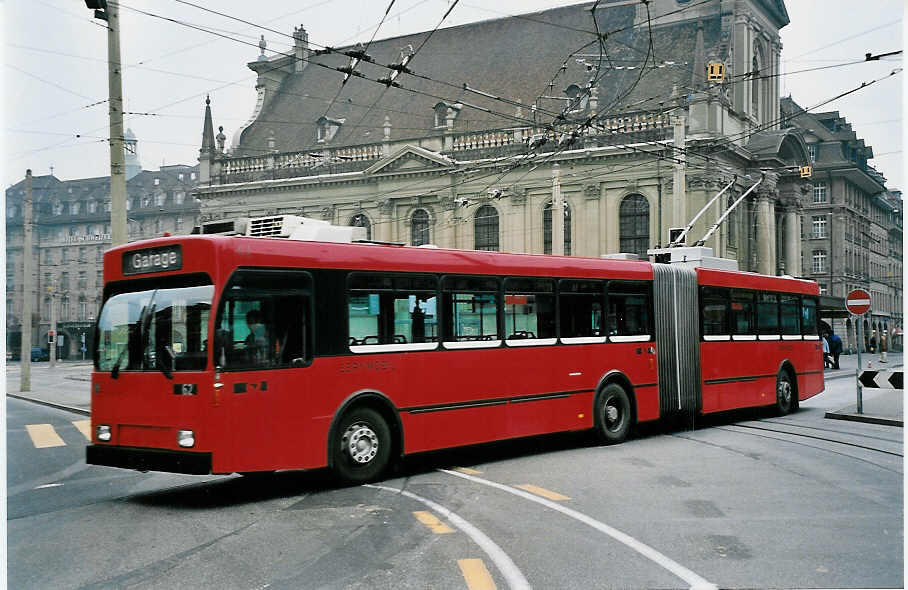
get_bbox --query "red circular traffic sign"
[846,289,871,315]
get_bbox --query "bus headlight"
[177,430,195,448]
[97,425,112,442]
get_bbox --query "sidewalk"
[5,360,93,416]
[822,351,903,427]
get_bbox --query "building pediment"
[364,145,455,176]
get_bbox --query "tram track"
[710,423,902,475]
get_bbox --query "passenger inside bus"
[244,309,269,365]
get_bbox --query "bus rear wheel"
[594,383,631,444]
[775,371,794,416]
[333,407,392,484]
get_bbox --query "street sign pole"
[846,288,871,414]
[856,319,862,414]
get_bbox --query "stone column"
[756,193,774,275]
[672,116,687,230]
[552,164,564,255]
[783,204,801,276]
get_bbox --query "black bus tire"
[775,370,794,416]
[332,407,392,484]
[594,383,632,444]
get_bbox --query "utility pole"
[85,0,127,246]
[552,164,564,255]
[20,170,34,391]
[49,277,58,369]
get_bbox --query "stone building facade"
[782,98,903,351]
[5,154,200,359]
[197,1,810,283]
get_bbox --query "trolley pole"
[20,170,34,391]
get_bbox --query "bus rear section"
[695,268,824,415]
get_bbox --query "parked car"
[31,347,49,362]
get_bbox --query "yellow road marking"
[413,510,454,534]
[453,467,483,475]
[458,558,496,590]
[515,484,570,501]
[72,420,91,441]
[26,424,66,448]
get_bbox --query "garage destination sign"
[122,245,182,275]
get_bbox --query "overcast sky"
[3,0,904,191]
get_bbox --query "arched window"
[619,194,649,255]
[411,209,430,246]
[543,200,572,255]
[350,214,371,240]
[474,205,499,251]
[726,195,736,247]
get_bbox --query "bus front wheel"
[333,407,392,484]
[594,383,632,444]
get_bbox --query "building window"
[812,216,827,238]
[751,56,760,116]
[543,200,572,255]
[619,194,650,255]
[808,144,817,162]
[88,200,97,213]
[350,214,372,240]
[155,193,166,207]
[411,209,430,246]
[176,215,184,229]
[175,191,185,205]
[61,249,68,264]
[154,219,162,234]
[813,182,827,203]
[812,249,827,274]
[474,205,499,251]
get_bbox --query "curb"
[824,411,903,427]
[7,393,90,417]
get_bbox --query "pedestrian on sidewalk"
[880,330,888,363]
[822,333,832,369]
[829,331,842,370]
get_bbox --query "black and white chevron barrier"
[858,370,903,390]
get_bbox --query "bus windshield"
[96,283,214,373]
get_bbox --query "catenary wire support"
[695,174,763,246]
[668,175,736,247]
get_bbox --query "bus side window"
[215,270,312,370]
[504,277,555,342]
[756,293,780,336]
[801,297,818,337]
[700,287,729,338]
[559,280,603,338]
[348,273,438,348]
[607,281,651,338]
[442,276,499,343]
[731,290,755,336]
[780,294,801,337]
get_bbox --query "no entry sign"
[846,289,871,315]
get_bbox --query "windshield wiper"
[158,345,174,380]
[110,345,128,379]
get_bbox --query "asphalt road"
[6,373,904,589]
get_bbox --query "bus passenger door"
[213,269,313,472]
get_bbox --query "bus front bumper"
[87,445,212,475]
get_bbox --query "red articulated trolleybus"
[86,215,824,483]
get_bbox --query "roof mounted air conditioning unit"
[246,215,366,243]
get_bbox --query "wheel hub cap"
[343,422,378,464]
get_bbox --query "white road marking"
[34,483,64,490]
[439,469,718,590]
[367,484,531,590]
